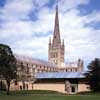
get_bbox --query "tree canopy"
[85,58,100,92]
[0,44,17,94]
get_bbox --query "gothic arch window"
[70,69,72,72]
[75,69,77,72]
[40,66,41,69]
[27,65,29,73]
[27,63,28,67]
[21,62,24,70]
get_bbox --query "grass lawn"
[0,95,100,100]
[0,90,100,100]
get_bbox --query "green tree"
[0,44,17,95]
[85,58,100,92]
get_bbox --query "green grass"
[0,90,100,100]
[78,91,100,95]
[0,90,63,96]
[0,95,100,100]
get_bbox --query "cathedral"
[9,4,89,94]
[48,5,83,72]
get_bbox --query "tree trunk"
[7,80,10,95]
[0,80,2,92]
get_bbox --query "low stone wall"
[78,83,90,92]
[34,83,90,93]
[34,83,65,93]
[10,81,90,94]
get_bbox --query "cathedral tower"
[48,4,65,67]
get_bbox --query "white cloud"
[0,0,33,21]
[60,10,100,62]
[57,0,90,12]
[0,0,100,67]
[12,36,49,60]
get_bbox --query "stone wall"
[78,83,90,92]
[34,83,65,93]
[10,80,90,94]
[34,83,90,93]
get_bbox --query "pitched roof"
[15,54,56,67]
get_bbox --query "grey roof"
[36,72,85,79]
[15,54,56,67]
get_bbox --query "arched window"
[75,69,77,72]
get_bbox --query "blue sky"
[0,0,100,68]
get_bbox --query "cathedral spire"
[52,2,61,46]
[48,1,65,67]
